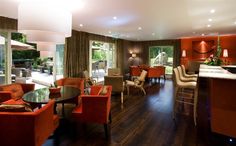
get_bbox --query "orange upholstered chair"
[72,85,112,138]
[129,66,141,80]
[0,83,35,104]
[55,77,84,104]
[0,99,59,146]
[147,66,166,82]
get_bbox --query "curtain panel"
[0,16,17,31]
[64,30,125,77]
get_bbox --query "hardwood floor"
[44,79,236,146]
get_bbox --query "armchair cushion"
[0,103,33,112]
[1,84,24,100]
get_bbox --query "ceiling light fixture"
[79,24,83,27]
[201,33,205,36]
[113,16,117,20]
[208,18,212,22]
[108,31,112,34]
[138,27,142,30]
[18,1,72,51]
[210,9,215,13]
[207,24,211,27]
[234,21,236,24]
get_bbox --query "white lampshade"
[18,2,72,44]
[223,49,228,58]
[37,43,56,51]
[132,53,136,58]
[40,51,54,58]
[182,50,186,57]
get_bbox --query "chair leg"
[121,92,124,103]
[104,124,108,139]
[109,112,112,123]
[141,87,146,95]
[193,89,198,126]
[127,85,130,95]
[173,87,179,120]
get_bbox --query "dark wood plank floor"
[44,79,236,146]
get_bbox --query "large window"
[55,44,64,79]
[149,46,174,74]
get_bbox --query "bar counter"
[197,64,236,139]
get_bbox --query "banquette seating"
[0,99,59,146]
[0,83,35,104]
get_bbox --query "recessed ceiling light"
[207,24,211,27]
[152,33,155,36]
[113,16,117,20]
[210,9,215,13]
[138,27,142,30]
[201,33,205,36]
[208,18,212,22]
[234,21,236,24]
[79,24,83,27]
[108,31,111,34]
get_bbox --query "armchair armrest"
[0,91,12,102]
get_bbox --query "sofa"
[0,99,59,146]
[0,83,35,104]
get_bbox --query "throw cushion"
[0,103,33,112]
[98,86,108,95]
[1,84,24,100]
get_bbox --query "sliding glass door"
[89,41,116,82]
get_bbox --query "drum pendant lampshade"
[18,2,72,44]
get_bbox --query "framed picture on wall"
[192,40,215,60]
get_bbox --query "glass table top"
[23,86,81,104]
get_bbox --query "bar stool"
[177,66,197,82]
[173,68,198,125]
[181,65,198,78]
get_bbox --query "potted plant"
[49,82,61,93]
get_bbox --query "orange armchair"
[72,85,112,139]
[130,66,141,80]
[0,100,59,146]
[147,66,166,82]
[55,77,84,105]
[0,83,35,104]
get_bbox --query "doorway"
[89,41,116,82]
[149,46,174,75]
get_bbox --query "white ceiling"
[1,0,236,41]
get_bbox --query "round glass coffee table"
[23,86,81,116]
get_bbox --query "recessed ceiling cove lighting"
[138,27,142,30]
[113,16,117,20]
[79,24,83,27]
[210,9,215,13]
[208,18,212,22]
[207,24,211,27]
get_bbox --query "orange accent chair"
[0,83,35,104]
[72,85,112,139]
[55,77,84,104]
[129,66,141,80]
[147,66,166,82]
[0,99,59,146]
